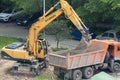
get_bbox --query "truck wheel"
[112,62,120,73]
[82,67,94,79]
[72,69,82,80]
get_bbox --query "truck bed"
[48,40,108,69]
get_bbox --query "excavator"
[1,0,90,74]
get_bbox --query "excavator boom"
[28,0,90,54]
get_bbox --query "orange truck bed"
[48,39,109,69]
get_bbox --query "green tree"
[65,0,120,32]
[74,0,120,34]
[12,0,43,13]
[0,0,15,12]
[45,20,71,48]
[100,0,120,26]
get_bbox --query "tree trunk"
[57,39,59,48]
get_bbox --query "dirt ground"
[0,59,56,80]
[0,59,34,80]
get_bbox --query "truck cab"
[107,41,120,60]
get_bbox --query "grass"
[35,74,57,80]
[0,36,23,49]
[52,47,68,52]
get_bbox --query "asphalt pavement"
[0,23,79,49]
[0,23,28,38]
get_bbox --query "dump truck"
[48,39,120,80]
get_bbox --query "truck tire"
[82,67,94,79]
[72,69,82,80]
[112,62,120,73]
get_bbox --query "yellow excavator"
[1,0,90,74]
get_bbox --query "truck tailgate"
[48,50,68,69]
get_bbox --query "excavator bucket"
[75,37,90,50]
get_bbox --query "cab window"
[42,41,47,55]
[38,41,42,53]
[109,33,114,38]
[118,46,120,51]
[102,33,108,37]
[116,31,120,38]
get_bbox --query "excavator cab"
[37,39,48,59]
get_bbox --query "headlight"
[23,20,27,23]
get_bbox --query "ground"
[0,23,120,80]
[0,59,55,80]
[0,59,35,80]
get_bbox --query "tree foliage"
[75,0,120,33]
[0,0,15,12]
[11,0,43,13]
[45,20,71,48]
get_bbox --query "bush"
[52,47,68,52]
[35,74,56,80]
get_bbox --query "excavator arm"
[28,0,90,54]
